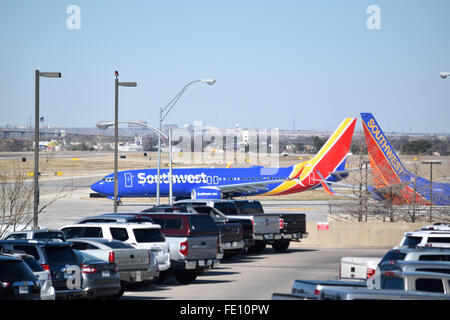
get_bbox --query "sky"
[0,0,449,133]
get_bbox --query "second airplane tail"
[360,113,410,188]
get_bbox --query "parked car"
[68,238,158,290]
[144,205,245,258]
[232,199,308,250]
[60,222,170,274]
[0,255,41,300]
[170,204,254,248]
[421,223,450,231]
[0,240,84,299]
[339,256,382,280]
[291,279,367,297]
[75,214,155,225]
[174,199,281,253]
[73,250,121,299]
[379,247,450,265]
[274,270,450,300]
[370,270,450,294]
[399,229,450,248]
[369,260,450,289]
[129,212,221,284]
[1,251,55,300]
[341,229,450,281]
[315,286,450,300]
[2,228,66,242]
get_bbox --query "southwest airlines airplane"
[91,117,356,201]
[361,113,450,206]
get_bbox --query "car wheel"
[109,287,125,299]
[247,240,266,254]
[271,240,290,252]
[173,270,198,284]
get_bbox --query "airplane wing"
[215,178,290,194]
[329,168,364,178]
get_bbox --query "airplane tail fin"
[291,117,356,183]
[360,113,409,188]
[310,117,356,173]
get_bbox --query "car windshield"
[419,254,450,262]
[415,278,445,293]
[133,229,165,243]
[74,250,105,264]
[189,215,219,234]
[214,202,238,215]
[101,240,134,249]
[0,261,36,282]
[44,246,78,264]
[380,275,404,290]
[400,236,422,247]
[23,257,44,272]
[61,227,103,239]
[237,201,264,214]
[380,250,407,264]
[427,237,450,244]
[34,232,65,241]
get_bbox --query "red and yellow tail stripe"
[261,117,356,196]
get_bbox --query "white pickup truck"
[339,256,382,280]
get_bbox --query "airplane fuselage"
[91,165,342,199]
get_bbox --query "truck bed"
[340,256,382,280]
[217,222,242,244]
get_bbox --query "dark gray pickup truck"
[176,199,308,252]
[175,199,305,253]
[233,199,308,251]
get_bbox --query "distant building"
[163,124,178,134]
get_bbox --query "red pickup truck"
[129,212,221,284]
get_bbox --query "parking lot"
[121,245,386,300]
[31,180,388,300]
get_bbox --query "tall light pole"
[34,70,61,229]
[422,160,441,222]
[96,121,171,204]
[113,71,137,213]
[156,78,216,205]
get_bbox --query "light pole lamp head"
[439,72,450,79]
[96,121,114,130]
[39,72,61,78]
[201,78,216,85]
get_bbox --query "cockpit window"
[102,177,114,182]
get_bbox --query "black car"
[0,240,83,299]
[0,255,41,300]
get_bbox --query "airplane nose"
[91,180,104,194]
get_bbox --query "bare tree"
[0,153,77,238]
